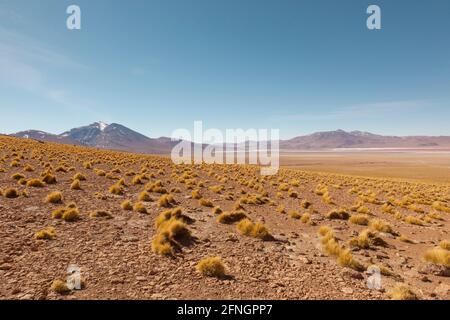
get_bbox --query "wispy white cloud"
[0,26,99,115]
[273,100,432,121]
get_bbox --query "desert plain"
[0,136,449,300]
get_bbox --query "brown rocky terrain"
[0,136,449,300]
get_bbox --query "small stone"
[341,287,354,294]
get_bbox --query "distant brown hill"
[280,129,450,150]
[10,125,450,153]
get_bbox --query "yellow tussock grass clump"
[120,200,133,210]
[423,247,450,267]
[27,178,45,188]
[42,174,57,184]
[199,198,214,207]
[11,173,25,180]
[51,279,70,295]
[90,210,112,219]
[404,216,424,226]
[196,257,226,278]
[288,189,298,198]
[155,208,184,229]
[300,212,311,224]
[157,194,176,208]
[133,201,147,213]
[151,233,173,256]
[109,183,124,195]
[217,211,247,224]
[439,240,450,250]
[212,206,223,215]
[152,216,192,256]
[319,226,364,271]
[95,169,106,176]
[349,229,387,249]
[62,208,79,222]
[432,201,450,213]
[131,175,143,185]
[326,208,349,220]
[83,161,92,169]
[70,179,82,190]
[389,284,418,300]
[301,200,312,209]
[45,191,63,204]
[3,188,19,198]
[289,211,301,219]
[191,189,202,199]
[336,249,364,271]
[369,219,395,235]
[35,227,56,240]
[236,219,272,240]
[276,204,286,214]
[349,214,369,226]
[138,191,153,202]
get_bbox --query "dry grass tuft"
[42,174,57,184]
[120,200,133,211]
[133,202,148,213]
[318,226,364,271]
[109,183,124,195]
[300,212,311,224]
[326,208,350,220]
[62,208,80,222]
[439,240,450,250]
[157,194,176,208]
[27,178,45,188]
[289,210,301,219]
[369,219,395,235]
[199,198,214,207]
[300,200,312,209]
[423,247,450,267]
[196,257,226,278]
[191,189,202,199]
[138,191,153,202]
[349,214,369,226]
[35,227,56,240]
[90,210,113,219]
[51,279,70,294]
[11,173,25,180]
[349,229,387,249]
[3,188,19,198]
[45,191,63,204]
[212,206,223,215]
[389,283,418,300]
[236,219,272,240]
[70,179,82,190]
[217,211,247,224]
[404,216,424,226]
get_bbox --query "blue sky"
[0,0,449,139]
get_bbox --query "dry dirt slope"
[0,136,449,300]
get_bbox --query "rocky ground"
[0,136,449,300]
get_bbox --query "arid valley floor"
[0,136,449,300]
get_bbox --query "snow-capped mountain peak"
[96,121,109,131]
